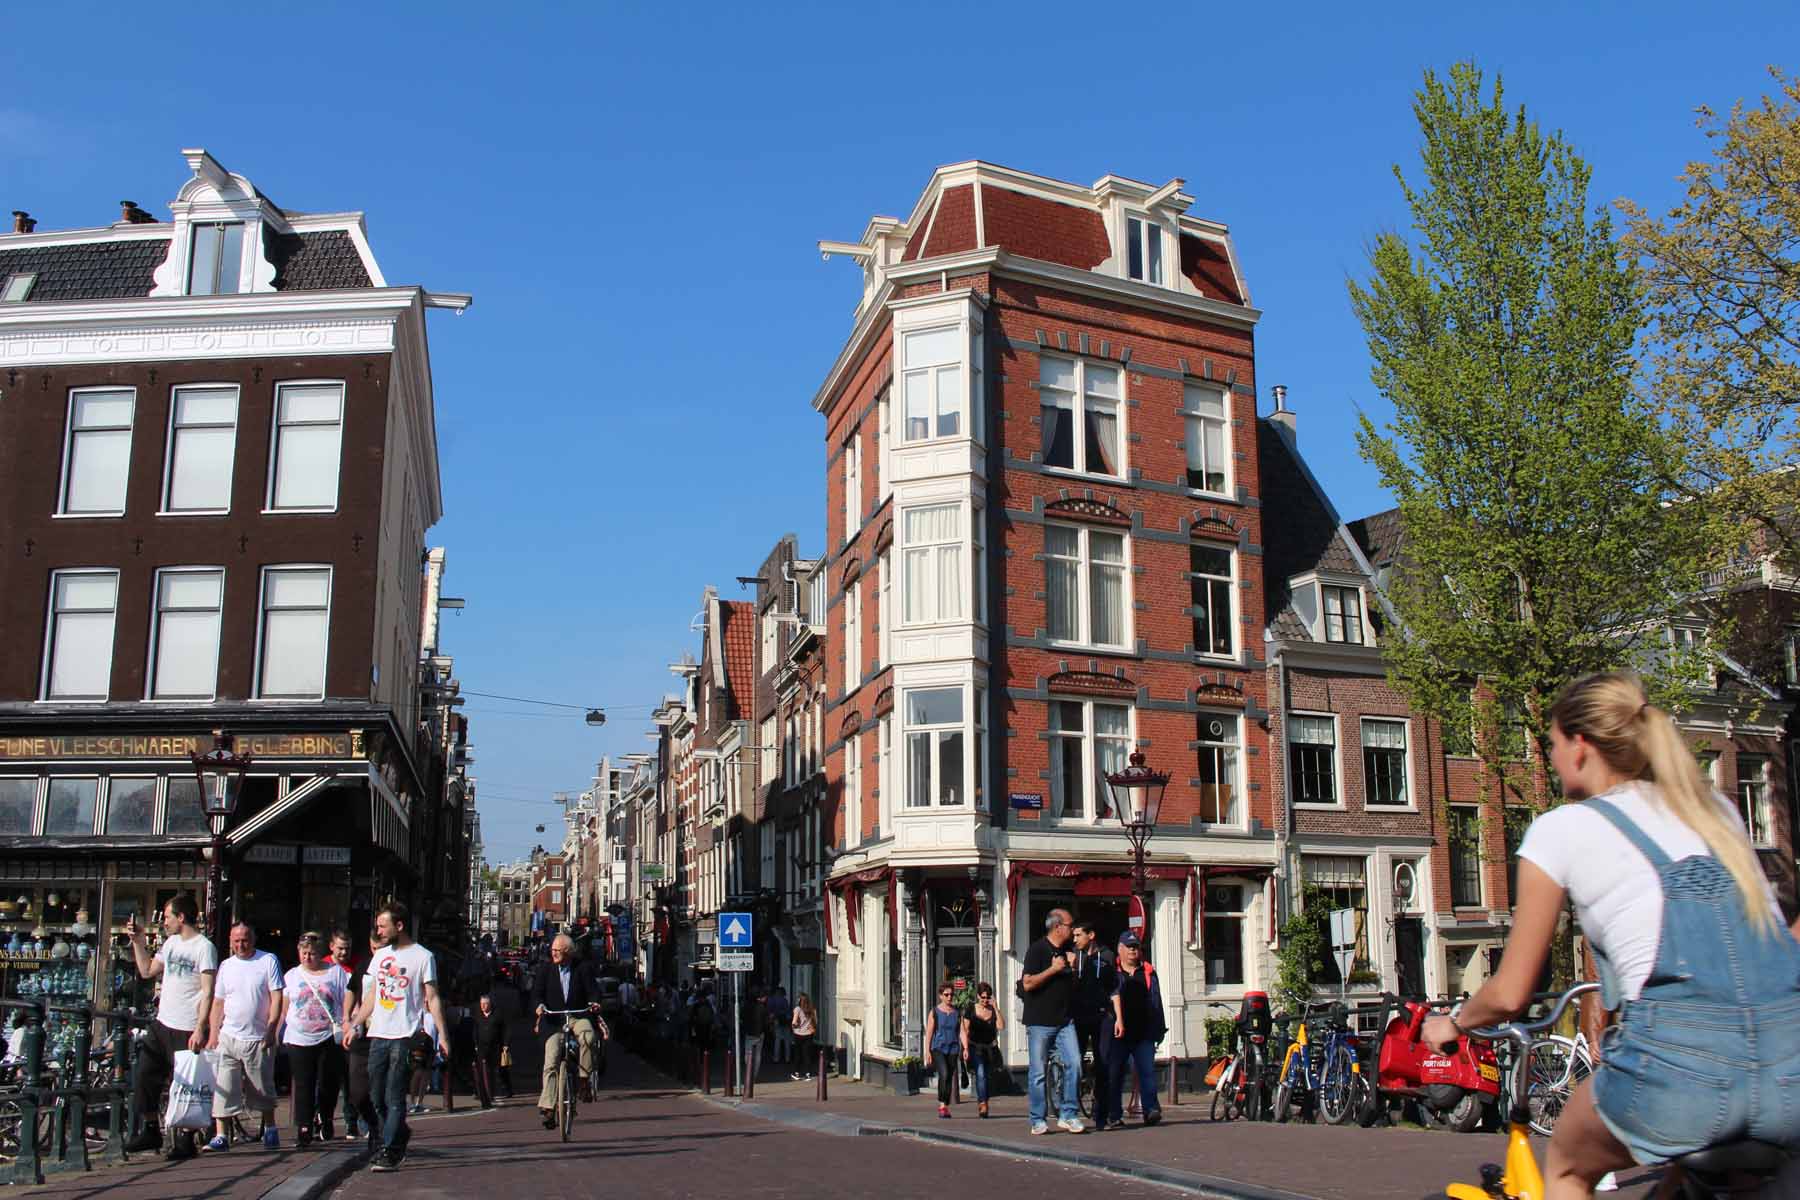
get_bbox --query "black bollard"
[50,1002,94,1175]
[815,1046,828,1101]
[1168,1056,1179,1106]
[12,1001,45,1185]
[701,1048,712,1095]
[99,1013,131,1164]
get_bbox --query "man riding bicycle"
[530,935,608,1129]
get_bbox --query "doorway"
[1394,917,1425,999]
[935,934,976,997]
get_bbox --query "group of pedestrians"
[124,899,452,1175]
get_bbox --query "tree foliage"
[1349,64,1717,805]
[1621,67,1800,560]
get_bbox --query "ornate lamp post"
[190,731,252,944]
[1104,751,1169,944]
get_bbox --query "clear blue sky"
[6,3,1792,863]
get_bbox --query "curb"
[258,1147,370,1200]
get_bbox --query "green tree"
[1621,68,1800,560]
[1349,64,1718,809]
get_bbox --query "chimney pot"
[1270,385,1296,438]
[10,211,34,234]
[119,200,155,225]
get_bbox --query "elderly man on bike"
[530,934,606,1129]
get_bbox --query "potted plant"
[889,1055,923,1096]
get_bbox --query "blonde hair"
[1550,670,1779,934]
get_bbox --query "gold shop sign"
[0,732,359,762]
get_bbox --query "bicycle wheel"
[1273,1077,1294,1124]
[1527,1036,1590,1138]
[1076,1061,1094,1120]
[1045,1057,1064,1114]
[1210,1058,1237,1122]
[559,1052,576,1142]
[1318,1043,1358,1125]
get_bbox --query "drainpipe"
[1273,646,1294,941]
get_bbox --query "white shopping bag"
[162,1049,217,1130]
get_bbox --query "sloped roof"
[267,229,373,290]
[1178,233,1245,305]
[0,237,169,301]
[1258,418,1372,639]
[1347,507,1404,570]
[979,184,1110,270]
[719,600,757,721]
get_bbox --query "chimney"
[10,211,34,234]
[119,200,156,225]
[1270,385,1296,439]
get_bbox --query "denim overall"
[1584,797,1800,1164]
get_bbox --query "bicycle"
[1042,1041,1094,1121]
[1437,982,1794,1200]
[1273,1003,1362,1124]
[1206,1003,1268,1123]
[537,1008,600,1142]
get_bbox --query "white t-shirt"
[1518,781,1781,1001]
[283,965,350,1047]
[364,942,437,1041]
[214,950,285,1040]
[154,931,218,1032]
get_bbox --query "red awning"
[1006,860,1192,912]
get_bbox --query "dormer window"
[1126,214,1164,285]
[1,273,35,303]
[1322,584,1364,644]
[187,222,245,295]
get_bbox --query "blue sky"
[6,3,1792,863]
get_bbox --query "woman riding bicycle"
[1421,671,1800,1199]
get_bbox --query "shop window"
[0,780,36,835]
[1289,714,1338,804]
[885,896,904,1045]
[1196,712,1241,825]
[1204,884,1247,987]
[1362,718,1410,806]
[1449,807,1483,907]
[163,777,206,835]
[44,778,97,836]
[104,777,157,836]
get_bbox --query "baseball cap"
[1118,931,1141,948]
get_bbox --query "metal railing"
[0,998,151,1185]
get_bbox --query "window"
[1039,357,1121,476]
[844,579,860,689]
[1503,806,1532,904]
[187,222,245,295]
[1322,585,1364,644]
[760,608,778,675]
[1737,756,1774,847]
[0,780,37,835]
[904,687,964,808]
[1497,700,1530,761]
[901,505,964,625]
[1302,855,1369,983]
[1440,705,1476,758]
[60,389,135,515]
[759,717,777,787]
[149,569,224,700]
[1289,714,1338,804]
[1783,630,1800,687]
[162,386,238,512]
[1449,807,1483,907]
[901,327,962,442]
[43,570,118,701]
[1203,884,1246,987]
[1,273,36,303]
[44,778,97,836]
[1183,384,1229,493]
[876,552,890,670]
[1669,625,1704,655]
[256,567,331,700]
[1125,214,1164,284]
[1362,719,1410,807]
[843,430,862,536]
[1190,543,1234,657]
[845,733,861,831]
[268,383,345,510]
[1196,712,1241,825]
[105,777,156,835]
[1045,524,1127,648]
[1049,700,1130,820]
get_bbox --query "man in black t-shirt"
[1069,921,1118,1129]
[1019,908,1085,1134]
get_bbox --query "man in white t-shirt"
[344,902,447,1173]
[125,894,217,1159]
[204,923,285,1151]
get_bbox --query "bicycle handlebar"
[1462,982,1598,1047]
[539,1008,597,1015]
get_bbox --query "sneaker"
[296,1129,313,1150]
[1143,1110,1162,1127]
[1029,1121,1050,1135]
[540,1108,556,1130]
[408,1104,427,1115]
[367,1130,381,1157]
[262,1126,280,1149]
[937,1104,950,1119]
[1104,1118,1126,1131]
[1595,1174,1619,1193]
[369,1150,397,1173]
[1057,1117,1086,1134]
[203,1134,230,1153]
[125,1128,162,1154]
[389,1139,409,1167]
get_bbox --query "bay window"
[901,505,964,625]
[1040,356,1121,476]
[1183,384,1230,493]
[902,327,962,442]
[1190,543,1234,657]
[1049,700,1130,820]
[904,687,964,808]
[1196,712,1241,825]
[44,570,118,701]
[1045,524,1127,648]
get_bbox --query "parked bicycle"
[1207,994,1272,1122]
[1273,1002,1365,1125]
[1042,1042,1094,1120]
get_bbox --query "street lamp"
[190,730,253,944]
[1104,751,1169,942]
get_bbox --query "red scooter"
[1358,992,1500,1132]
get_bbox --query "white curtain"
[1045,526,1080,640]
[1089,531,1125,646]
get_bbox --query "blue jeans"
[1108,1037,1160,1120]
[1026,1022,1080,1125]
[366,1037,412,1153]
[969,1047,992,1101]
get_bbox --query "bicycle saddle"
[1673,1138,1790,1175]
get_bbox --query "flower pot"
[890,1064,921,1096]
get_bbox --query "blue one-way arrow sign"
[719,912,753,948]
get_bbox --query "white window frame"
[1321,584,1366,645]
[1201,878,1251,990]
[103,775,159,837]
[252,564,333,701]
[1668,624,1705,655]
[1360,717,1416,810]
[1196,710,1244,828]
[185,221,246,296]
[41,568,119,703]
[57,388,135,517]
[876,552,891,671]
[1,273,36,303]
[900,502,967,627]
[1182,382,1232,496]
[160,384,239,515]
[876,713,892,839]
[1124,212,1166,285]
[902,684,970,810]
[147,566,226,702]
[43,776,100,836]
[760,608,778,675]
[1047,698,1133,823]
[900,325,964,444]
[1189,541,1235,659]
[845,732,862,839]
[1043,522,1131,650]
[0,778,43,837]
[1289,711,1343,809]
[265,381,345,513]
[843,429,862,539]
[1737,756,1775,849]
[1038,354,1125,478]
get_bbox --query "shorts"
[213,1033,277,1118]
